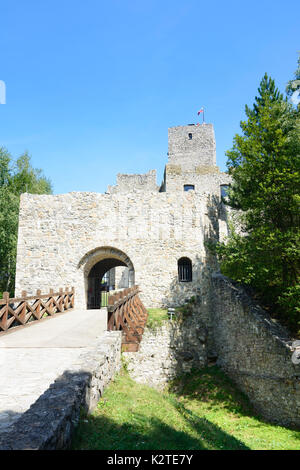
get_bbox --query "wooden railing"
[107,285,148,352]
[0,287,75,333]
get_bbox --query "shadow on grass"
[72,413,249,451]
[169,366,300,436]
[169,366,256,418]
[72,380,249,451]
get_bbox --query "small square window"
[188,133,193,140]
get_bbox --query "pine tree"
[214,73,300,334]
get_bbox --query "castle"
[15,123,231,308]
[13,123,300,430]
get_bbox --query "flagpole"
[196,107,205,124]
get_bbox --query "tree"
[286,55,300,102]
[0,148,52,295]
[214,73,300,334]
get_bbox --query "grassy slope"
[72,366,300,451]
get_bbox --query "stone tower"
[168,123,216,168]
[160,123,228,194]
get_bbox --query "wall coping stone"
[212,272,295,348]
[0,331,122,450]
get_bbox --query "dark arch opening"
[178,257,192,282]
[87,258,128,309]
[79,246,135,309]
[184,184,195,192]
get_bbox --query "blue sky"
[0,0,299,194]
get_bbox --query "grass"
[146,308,168,329]
[146,301,196,329]
[71,366,300,451]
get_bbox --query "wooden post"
[48,288,54,315]
[36,289,41,320]
[20,290,27,324]
[64,287,69,309]
[1,292,9,331]
[71,287,75,308]
[0,286,75,333]
[59,288,64,312]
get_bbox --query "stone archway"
[78,247,135,309]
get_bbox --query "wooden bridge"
[0,285,148,352]
[0,285,148,436]
[107,286,148,352]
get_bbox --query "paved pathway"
[0,309,107,432]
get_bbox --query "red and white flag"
[197,107,204,115]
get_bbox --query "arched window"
[184,184,195,192]
[178,257,192,282]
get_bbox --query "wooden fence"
[107,285,148,352]
[0,287,75,333]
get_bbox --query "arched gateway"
[78,247,135,309]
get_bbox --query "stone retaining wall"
[0,331,122,450]
[211,273,300,429]
[125,274,300,429]
[124,311,208,389]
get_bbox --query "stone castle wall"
[210,273,300,429]
[124,318,208,389]
[107,170,158,194]
[15,190,224,309]
[15,123,230,309]
[165,164,231,194]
